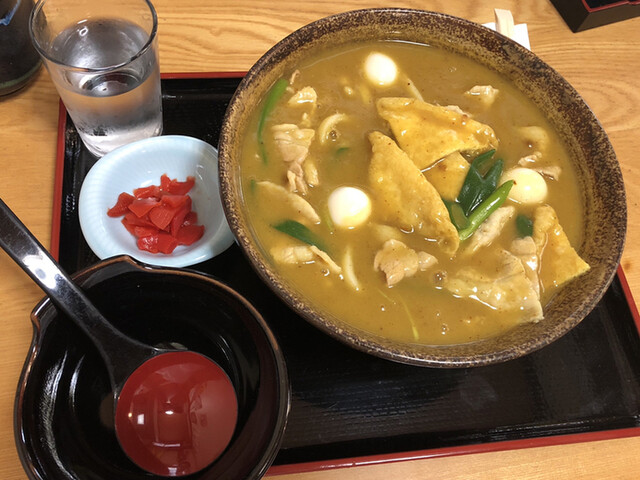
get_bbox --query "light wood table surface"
[1,1,639,478]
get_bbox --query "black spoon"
[0,198,238,477]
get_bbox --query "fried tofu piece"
[443,249,544,323]
[532,205,590,291]
[371,224,404,243]
[424,151,470,202]
[368,131,460,255]
[376,97,498,169]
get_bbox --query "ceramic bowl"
[15,256,290,479]
[79,135,235,268]
[218,8,627,367]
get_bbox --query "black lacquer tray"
[53,73,640,474]
[550,0,640,32]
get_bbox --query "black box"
[551,0,640,32]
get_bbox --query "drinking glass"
[29,0,163,157]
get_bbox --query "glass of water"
[29,0,163,157]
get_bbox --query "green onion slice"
[458,180,514,241]
[516,214,534,237]
[273,219,327,252]
[257,78,289,164]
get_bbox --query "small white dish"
[79,135,235,267]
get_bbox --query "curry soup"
[239,40,587,346]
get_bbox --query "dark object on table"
[551,0,640,32]
[0,0,40,95]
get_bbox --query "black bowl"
[14,255,290,479]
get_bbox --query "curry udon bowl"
[218,8,626,367]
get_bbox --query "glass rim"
[28,0,159,72]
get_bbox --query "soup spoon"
[0,198,238,477]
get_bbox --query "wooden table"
[1,1,639,478]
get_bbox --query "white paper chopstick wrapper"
[483,8,531,50]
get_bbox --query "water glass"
[29,0,163,157]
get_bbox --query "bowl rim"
[218,7,626,367]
